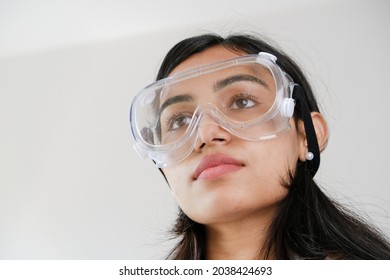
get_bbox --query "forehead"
[169,46,246,76]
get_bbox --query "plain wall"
[0,0,389,259]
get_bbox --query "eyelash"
[165,111,193,131]
[228,93,259,109]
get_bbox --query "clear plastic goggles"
[130,52,296,167]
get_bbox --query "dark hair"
[157,33,390,259]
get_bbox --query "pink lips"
[193,153,244,181]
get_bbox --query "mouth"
[192,153,245,181]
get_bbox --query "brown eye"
[230,94,258,109]
[234,98,254,108]
[168,114,191,131]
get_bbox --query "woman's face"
[162,46,305,225]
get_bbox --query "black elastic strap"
[292,85,320,177]
[158,166,169,185]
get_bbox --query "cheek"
[247,134,300,181]
[162,166,189,199]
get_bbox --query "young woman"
[130,33,390,259]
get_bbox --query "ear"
[311,112,329,152]
[298,112,329,161]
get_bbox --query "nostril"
[197,137,225,151]
[195,120,232,151]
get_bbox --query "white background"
[0,0,389,259]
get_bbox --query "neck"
[205,210,275,260]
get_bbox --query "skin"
[161,46,327,259]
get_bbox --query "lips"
[192,153,245,181]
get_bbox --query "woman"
[130,33,390,259]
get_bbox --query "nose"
[193,115,232,152]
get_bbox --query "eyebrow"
[213,74,269,92]
[159,94,193,116]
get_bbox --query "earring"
[306,151,314,161]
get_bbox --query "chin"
[184,200,255,225]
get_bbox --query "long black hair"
[157,33,390,259]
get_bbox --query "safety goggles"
[130,52,299,168]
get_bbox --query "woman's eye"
[230,95,258,109]
[168,114,191,131]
